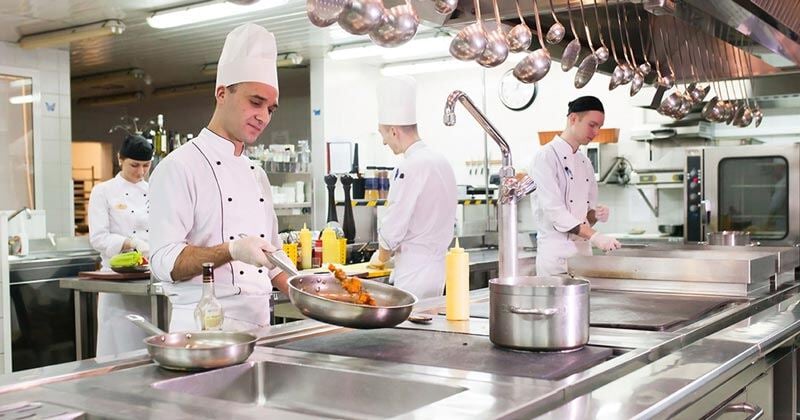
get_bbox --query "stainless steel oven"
[685,144,800,246]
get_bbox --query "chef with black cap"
[529,96,621,277]
[88,134,153,355]
[149,23,293,332]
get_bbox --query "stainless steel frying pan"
[127,314,257,371]
[288,273,417,329]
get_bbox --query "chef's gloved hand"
[590,232,621,252]
[131,237,150,258]
[229,236,277,268]
[595,204,610,223]
[368,251,394,269]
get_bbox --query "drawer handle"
[507,306,558,317]
[720,402,763,420]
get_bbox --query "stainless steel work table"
[58,277,170,360]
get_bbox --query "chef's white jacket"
[87,173,151,356]
[378,141,457,299]
[149,129,282,332]
[529,136,598,276]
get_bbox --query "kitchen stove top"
[276,329,612,381]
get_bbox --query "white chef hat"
[377,75,417,126]
[216,23,278,92]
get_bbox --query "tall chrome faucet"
[444,91,536,279]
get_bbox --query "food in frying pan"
[327,264,377,306]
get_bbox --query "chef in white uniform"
[148,23,291,332]
[368,75,458,300]
[88,134,153,356]
[530,96,621,277]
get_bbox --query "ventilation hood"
[414,0,800,83]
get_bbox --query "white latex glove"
[229,236,277,268]
[131,238,150,258]
[590,232,621,252]
[368,251,394,269]
[595,204,610,223]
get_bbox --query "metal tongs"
[237,233,299,277]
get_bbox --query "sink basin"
[152,360,465,419]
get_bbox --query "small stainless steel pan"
[126,314,257,371]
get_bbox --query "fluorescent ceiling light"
[328,36,452,61]
[381,58,476,76]
[9,79,32,88]
[200,52,304,75]
[9,95,36,105]
[153,82,216,98]
[147,0,290,29]
[18,20,125,49]
[76,91,143,107]
[72,68,147,89]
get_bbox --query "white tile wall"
[0,42,72,237]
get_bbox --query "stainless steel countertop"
[1,280,798,418]
[59,277,161,296]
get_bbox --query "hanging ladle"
[449,0,487,60]
[605,0,627,89]
[545,0,566,44]
[514,0,552,83]
[476,0,510,67]
[590,0,609,63]
[619,2,645,96]
[742,29,764,127]
[574,0,601,88]
[506,0,533,53]
[560,0,582,71]
[632,5,652,77]
[651,18,673,89]
[613,0,634,84]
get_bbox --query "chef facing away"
[529,96,621,277]
[148,23,292,332]
[368,75,458,300]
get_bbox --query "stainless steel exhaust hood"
[415,0,799,83]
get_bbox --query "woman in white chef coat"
[88,134,153,356]
[148,24,293,332]
[368,75,458,300]
[529,96,621,277]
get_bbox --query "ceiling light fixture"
[200,52,305,75]
[18,20,125,50]
[328,36,452,61]
[152,82,217,98]
[77,91,143,107]
[380,57,476,76]
[71,68,147,90]
[147,0,290,29]
[9,95,36,105]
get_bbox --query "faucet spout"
[443,91,512,168]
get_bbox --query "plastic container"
[321,228,339,264]
[338,238,348,265]
[282,243,298,268]
[299,224,312,269]
[445,238,470,320]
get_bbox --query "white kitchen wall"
[316,55,676,236]
[0,42,72,237]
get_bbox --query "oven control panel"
[685,154,703,242]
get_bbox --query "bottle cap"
[450,237,464,253]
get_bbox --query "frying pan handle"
[508,306,558,317]
[126,314,167,336]
[266,250,300,277]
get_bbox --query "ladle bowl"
[433,0,458,15]
[629,71,644,96]
[450,23,488,60]
[575,54,598,88]
[369,3,418,47]
[514,49,552,83]
[507,24,532,52]
[477,27,510,68]
[338,0,384,35]
[307,0,346,27]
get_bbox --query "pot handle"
[508,306,558,317]
[126,314,167,336]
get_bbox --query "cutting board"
[343,262,392,278]
[78,270,150,281]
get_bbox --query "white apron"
[378,141,457,300]
[530,137,597,277]
[87,174,152,356]
[148,129,280,332]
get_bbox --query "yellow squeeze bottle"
[321,228,340,264]
[299,224,312,269]
[445,238,470,320]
